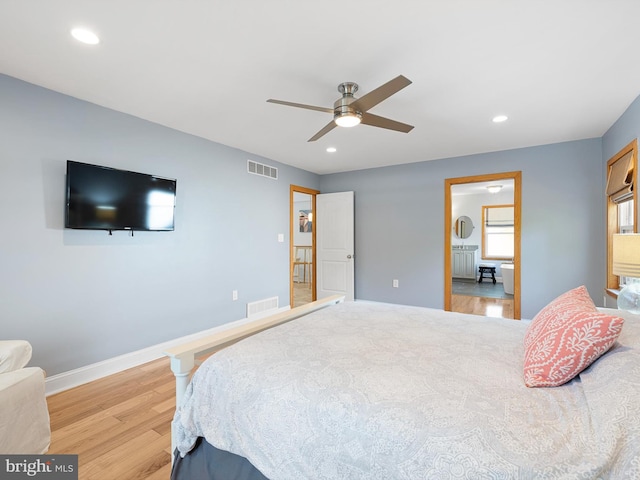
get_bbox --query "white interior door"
[316,191,355,301]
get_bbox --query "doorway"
[290,185,319,308]
[444,172,521,319]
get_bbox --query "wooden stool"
[478,264,496,284]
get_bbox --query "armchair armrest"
[0,367,51,454]
[0,340,33,374]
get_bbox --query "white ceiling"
[2,1,639,175]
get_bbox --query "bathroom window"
[482,205,514,260]
[616,199,635,286]
[606,140,638,293]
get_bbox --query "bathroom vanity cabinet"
[452,245,478,280]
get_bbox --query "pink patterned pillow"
[523,286,624,387]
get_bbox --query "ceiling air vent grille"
[248,160,278,180]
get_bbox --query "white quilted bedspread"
[173,301,640,479]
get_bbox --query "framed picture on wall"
[299,210,312,232]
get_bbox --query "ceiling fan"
[267,75,414,142]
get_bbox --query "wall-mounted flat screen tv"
[65,160,176,232]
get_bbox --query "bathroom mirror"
[454,216,474,239]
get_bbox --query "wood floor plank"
[144,461,173,480]
[152,396,176,414]
[66,410,171,465]
[48,402,105,432]
[49,411,123,449]
[81,430,170,480]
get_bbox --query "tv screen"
[65,161,176,231]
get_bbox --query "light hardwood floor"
[451,294,515,319]
[47,358,176,480]
[293,281,313,307]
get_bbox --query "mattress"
[172,301,640,479]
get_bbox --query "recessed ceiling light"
[492,115,508,123]
[71,28,100,45]
[326,147,337,153]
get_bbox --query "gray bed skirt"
[171,437,269,480]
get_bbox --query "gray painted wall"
[320,138,605,319]
[0,74,319,375]
[603,95,640,161]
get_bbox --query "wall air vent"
[247,296,279,318]
[248,160,278,180]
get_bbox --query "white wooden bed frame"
[163,294,345,455]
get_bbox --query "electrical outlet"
[232,290,238,301]
[393,279,399,288]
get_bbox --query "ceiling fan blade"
[308,120,337,142]
[267,99,333,114]
[350,75,412,113]
[360,112,414,133]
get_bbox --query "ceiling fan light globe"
[335,113,361,128]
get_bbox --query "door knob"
[347,255,352,259]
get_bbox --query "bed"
[168,293,640,479]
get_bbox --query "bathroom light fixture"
[71,28,100,45]
[326,147,337,153]
[492,115,508,123]
[612,233,640,313]
[486,185,503,194]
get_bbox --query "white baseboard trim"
[45,305,291,396]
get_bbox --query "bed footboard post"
[168,354,195,461]
[169,355,195,407]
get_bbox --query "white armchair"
[0,340,51,454]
